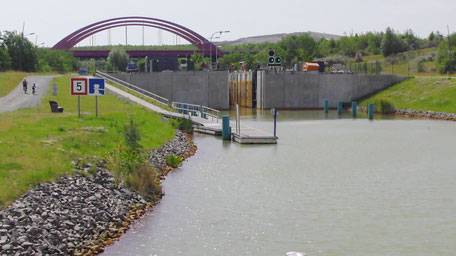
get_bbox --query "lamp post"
[19,22,34,71]
[215,46,223,70]
[210,31,230,70]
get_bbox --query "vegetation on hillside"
[360,77,456,113]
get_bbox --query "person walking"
[22,78,28,94]
[32,82,36,95]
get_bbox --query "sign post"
[88,78,105,117]
[71,77,104,117]
[71,78,88,117]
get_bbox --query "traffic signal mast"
[267,49,282,69]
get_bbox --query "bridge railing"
[95,70,169,107]
[171,102,220,122]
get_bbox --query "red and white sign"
[71,78,88,95]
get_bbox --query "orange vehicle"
[302,62,319,71]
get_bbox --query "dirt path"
[0,75,57,113]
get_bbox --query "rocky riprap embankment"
[395,109,456,121]
[0,129,196,256]
[148,130,197,177]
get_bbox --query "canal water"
[104,110,456,256]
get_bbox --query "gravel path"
[0,75,57,113]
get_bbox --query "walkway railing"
[95,70,169,107]
[171,102,220,122]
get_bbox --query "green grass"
[360,77,456,113]
[0,75,175,208]
[0,71,26,98]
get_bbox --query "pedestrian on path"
[22,78,28,94]
[32,82,36,95]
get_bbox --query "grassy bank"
[0,71,26,98]
[0,75,175,208]
[360,77,456,113]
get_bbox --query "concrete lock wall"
[110,72,229,109]
[257,71,408,109]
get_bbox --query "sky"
[1,0,455,47]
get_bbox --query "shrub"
[125,163,162,201]
[165,154,183,168]
[376,99,396,114]
[107,117,162,200]
[417,60,426,73]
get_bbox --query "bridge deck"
[105,83,277,144]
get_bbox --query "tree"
[381,27,405,56]
[428,31,436,41]
[296,33,317,61]
[402,29,421,50]
[36,49,77,73]
[108,47,129,71]
[0,32,11,71]
[2,31,37,71]
[436,35,456,74]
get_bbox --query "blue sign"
[88,78,105,96]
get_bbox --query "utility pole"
[125,25,128,46]
[20,22,25,71]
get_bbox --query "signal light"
[268,50,275,57]
[268,57,275,64]
[275,57,282,63]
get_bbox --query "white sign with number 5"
[71,78,88,95]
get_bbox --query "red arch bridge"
[52,17,223,59]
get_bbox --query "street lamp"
[215,46,223,70]
[19,28,34,71]
[210,30,230,70]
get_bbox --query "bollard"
[337,101,343,115]
[222,115,231,140]
[368,103,374,120]
[324,99,329,113]
[352,102,357,117]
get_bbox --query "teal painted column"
[324,99,329,113]
[352,102,357,117]
[368,103,374,119]
[222,115,231,140]
[337,101,343,115]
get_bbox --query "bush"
[164,154,182,168]
[376,99,396,114]
[417,61,426,73]
[125,163,162,201]
[171,117,193,134]
[107,117,162,200]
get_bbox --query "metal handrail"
[95,70,169,106]
[171,101,220,122]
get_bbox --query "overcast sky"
[2,0,455,47]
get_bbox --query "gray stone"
[1,244,12,250]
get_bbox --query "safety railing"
[95,70,169,107]
[171,102,220,122]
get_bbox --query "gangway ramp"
[96,71,277,144]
